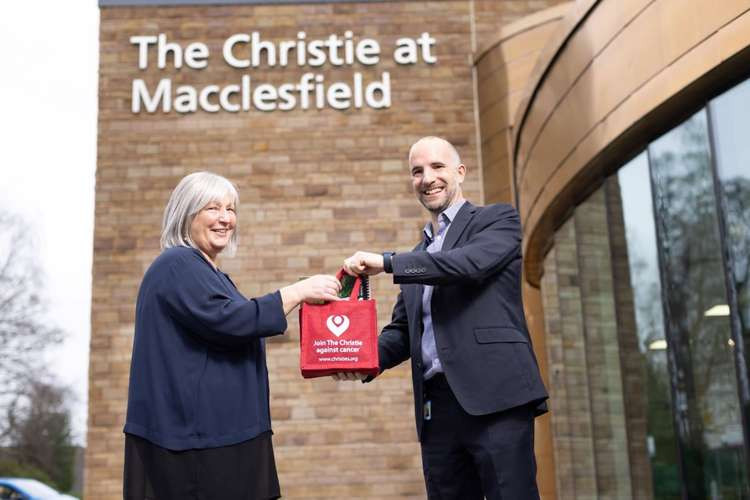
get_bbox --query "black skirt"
[123,431,281,500]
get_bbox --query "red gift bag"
[299,271,379,379]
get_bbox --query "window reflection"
[648,109,748,498]
[709,78,750,418]
[618,152,681,498]
[540,78,750,499]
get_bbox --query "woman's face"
[190,197,236,263]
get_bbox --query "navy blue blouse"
[124,246,287,450]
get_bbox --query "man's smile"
[422,186,445,196]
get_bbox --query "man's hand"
[343,251,384,276]
[331,372,368,381]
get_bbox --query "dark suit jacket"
[375,202,548,440]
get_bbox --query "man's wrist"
[382,252,395,273]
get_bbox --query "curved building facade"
[475,0,750,497]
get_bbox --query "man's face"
[409,139,465,215]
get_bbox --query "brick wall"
[540,182,653,498]
[605,176,654,500]
[574,188,632,498]
[541,215,597,498]
[89,1,561,498]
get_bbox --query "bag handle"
[336,269,362,300]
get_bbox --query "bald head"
[408,136,461,168]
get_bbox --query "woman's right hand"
[280,274,341,314]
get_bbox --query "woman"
[123,172,341,499]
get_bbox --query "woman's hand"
[280,274,342,314]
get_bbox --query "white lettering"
[253,84,277,111]
[365,72,390,108]
[278,83,296,111]
[223,33,250,68]
[315,74,325,109]
[394,37,418,65]
[184,42,209,69]
[307,40,326,67]
[157,33,183,69]
[327,82,351,110]
[356,39,380,65]
[198,85,220,112]
[353,72,363,108]
[130,68,395,113]
[251,32,276,68]
[241,75,251,111]
[174,85,197,113]
[296,31,307,66]
[130,35,158,70]
[417,32,437,63]
[132,78,171,113]
[339,339,363,346]
[219,84,241,112]
[297,73,315,109]
[279,40,296,66]
[344,31,355,65]
[325,33,344,66]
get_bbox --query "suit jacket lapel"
[442,201,477,250]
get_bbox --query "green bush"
[0,457,55,485]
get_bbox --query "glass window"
[618,152,681,498]
[709,78,750,414]
[540,77,750,499]
[0,485,25,500]
[648,109,748,498]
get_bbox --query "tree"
[649,110,749,497]
[0,212,63,399]
[721,176,750,384]
[0,210,76,493]
[1,381,76,493]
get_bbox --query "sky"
[0,2,99,444]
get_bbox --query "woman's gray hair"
[160,172,240,256]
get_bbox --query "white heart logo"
[326,315,350,337]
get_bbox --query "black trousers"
[420,374,540,500]
[123,431,280,500]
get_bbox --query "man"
[338,136,548,499]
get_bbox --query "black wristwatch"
[382,252,395,273]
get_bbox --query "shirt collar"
[423,199,466,240]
